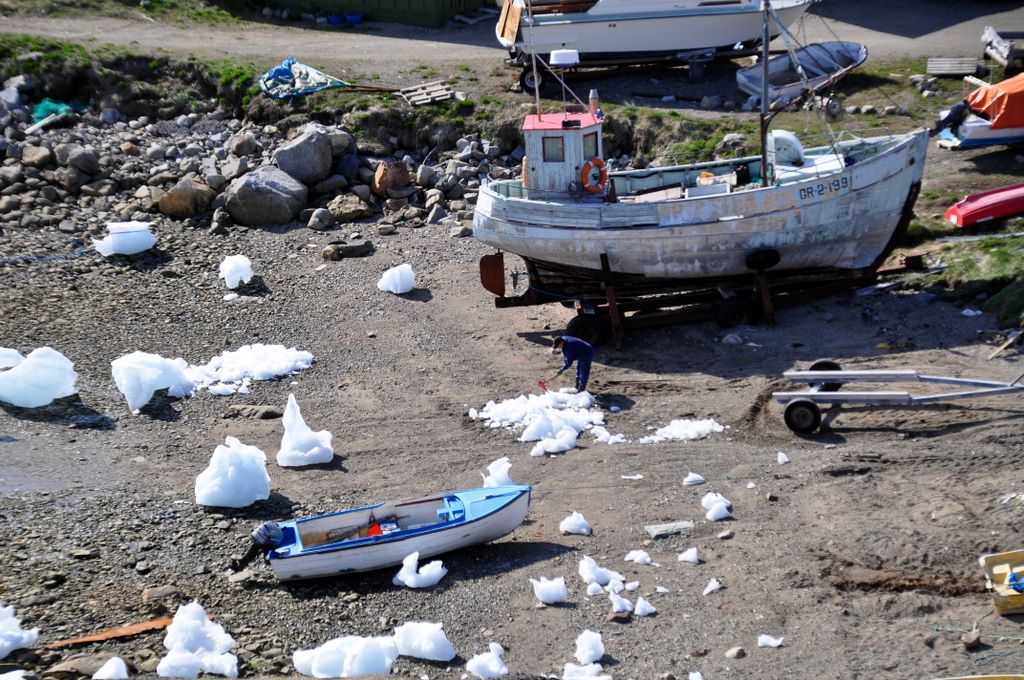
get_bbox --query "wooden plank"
[498,2,521,45]
[926,57,981,75]
[47,618,173,649]
[400,81,455,107]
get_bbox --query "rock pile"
[0,73,521,247]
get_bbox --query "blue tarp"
[258,57,348,99]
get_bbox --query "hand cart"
[772,360,1024,433]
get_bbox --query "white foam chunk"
[530,576,568,604]
[482,456,514,488]
[0,605,38,661]
[591,426,626,444]
[585,582,603,596]
[574,630,604,665]
[111,351,193,412]
[605,579,624,594]
[777,451,790,465]
[0,349,23,369]
[465,642,507,679]
[677,547,699,564]
[2,671,29,680]
[701,492,731,511]
[705,503,732,521]
[758,634,785,648]
[293,636,398,678]
[578,556,624,586]
[702,578,722,596]
[634,597,657,617]
[277,394,334,466]
[682,472,705,486]
[656,586,670,593]
[689,673,704,680]
[92,657,129,680]
[625,581,639,591]
[93,221,156,257]
[393,622,456,662]
[624,550,652,565]
[218,255,253,289]
[559,511,592,536]
[194,437,270,508]
[608,592,632,613]
[191,343,313,387]
[563,663,612,679]
[392,552,447,589]
[157,602,237,678]
[377,263,415,294]
[472,390,602,457]
[0,347,78,408]
[639,418,724,444]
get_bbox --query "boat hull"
[945,182,1024,227]
[504,0,813,60]
[937,112,1024,149]
[736,41,868,105]
[268,486,531,580]
[474,132,929,285]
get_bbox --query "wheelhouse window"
[542,136,565,162]
[583,132,598,159]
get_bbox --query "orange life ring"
[581,157,608,193]
[521,156,528,188]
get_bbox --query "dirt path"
[2,0,1023,79]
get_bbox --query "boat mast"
[525,0,542,119]
[759,0,772,186]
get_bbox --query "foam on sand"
[0,605,39,661]
[93,221,156,257]
[218,255,253,289]
[377,263,415,294]
[293,636,398,678]
[277,394,334,467]
[392,622,457,662]
[92,657,129,680]
[574,630,604,665]
[157,602,237,678]
[634,596,657,616]
[639,418,725,444]
[111,351,194,412]
[530,576,568,604]
[563,663,612,679]
[559,511,592,536]
[0,347,78,408]
[392,552,447,589]
[482,456,514,487]
[470,390,608,457]
[465,642,507,679]
[194,437,271,508]
[578,556,624,586]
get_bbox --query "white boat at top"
[497,0,815,87]
[937,73,1024,149]
[267,485,531,580]
[737,41,867,107]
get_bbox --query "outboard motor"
[229,521,283,572]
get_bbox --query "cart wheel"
[784,399,822,434]
[566,314,608,346]
[716,296,758,329]
[808,359,843,392]
[519,68,545,94]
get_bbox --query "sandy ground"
[2,2,1024,680]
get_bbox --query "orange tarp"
[967,73,1024,129]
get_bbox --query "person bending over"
[551,335,594,392]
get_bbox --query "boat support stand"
[772,362,1024,434]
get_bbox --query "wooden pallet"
[926,57,982,76]
[400,81,456,106]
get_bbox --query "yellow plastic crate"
[979,549,1024,615]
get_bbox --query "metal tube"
[525,0,542,119]
[759,0,771,186]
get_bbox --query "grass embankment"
[0,23,1020,325]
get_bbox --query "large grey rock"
[220,156,249,181]
[326,194,373,223]
[21,144,52,168]
[313,174,348,195]
[322,240,373,259]
[68,146,100,174]
[159,178,216,218]
[426,204,448,224]
[327,130,353,155]
[227,130,258,156]
[334,154,361,181]
[415,164,435,187]
[307,208,334,231]
[273,124,332,185]
[224,165,307,227]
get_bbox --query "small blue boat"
[267,485,531,580]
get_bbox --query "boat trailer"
[772,361,1024,434]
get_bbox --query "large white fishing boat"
[474,5,927,340]
[497,0,815,90]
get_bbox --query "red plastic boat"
[945,182,1024,227]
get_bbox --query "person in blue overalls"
[551,335,594,392]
